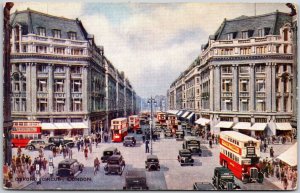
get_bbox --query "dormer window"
[264,28,270,36]
[227,33,233,40]
[37,27,46,36]
[258,29,263,37]
[68,32,77,40]
[52,29,61,39]
[241,31,248,39]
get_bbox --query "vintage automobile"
[145,155,160,171]
[164,129,173,138]
[56,159,84,178]
[177,149,194,166]
[175,130,185,141]
[104,155,125,175]
[48,136,75,148]
[182,136,202,156]
[26,139,56,151]
[193,182,216,190]
[212,167,241,190]
[101,147,121,163]
[123,170,149,190]
[190,129,200,136]
[123,136,137,147]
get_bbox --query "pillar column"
[209,65,214,111]
[26,62,32,112]
[287,64,292,112]
[266,62,272,112]
[82,66,88,113]
[249,63,255,112]
[31,63,37,113]
[214,65,221,111]
[279,64,284,112]
[66,65,71,112]
[271,63,277,112]
[232,64,238,111]
[48,64,53,112]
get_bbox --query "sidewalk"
[260,141,297,190]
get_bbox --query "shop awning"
[177,111,185,116]
[176,111,183,116]
[195,118,210,125]
[181,111,190,118]
[250,123,267,131]
[277,143,297,167]
[276,123,293,131]
[70,122,88,129]
[214,121,234,129]
[41,123,57,130]
[233,122,251,130]
[54,123,73,129]
[167,110,178,114]
[187,113,195,120]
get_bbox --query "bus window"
[19,134,24,139]
[38,134,42,139]
[29,135,34,139]
[24,134,28,139]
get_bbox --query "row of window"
[221,99,266,112]
[222,79,266,92]
[226,28,271,40]
[37,79,82,92]
[37,27,77,40]
[221,147,240,163]
[25,45,85,55]
[37,65,82,74]
[37,98,83,112]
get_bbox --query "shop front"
[232,122,251,136]
[275,123,293,136]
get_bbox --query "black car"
[56,159,84,178]
[193,182,216,190]
[48,136,75,148]
[123,136,136,147]
[101,147,121,163]
[177,149,194,166]
[175,130,185,141]
[123,170,149,190]
[104,155,125,175]
[212,167,241,190]
[145,155,160,171]
[164,129,173,138]
[182,136,202,156]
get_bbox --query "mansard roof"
[213,11,292,40]
[10,8,87,41]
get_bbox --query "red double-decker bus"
[156,112,167,126]
[128,115,140,131]
[11,120,42,148]
[111,118,128,142]
[219,131,264,183]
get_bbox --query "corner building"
[168,11,296,136]
[9,9,139,136]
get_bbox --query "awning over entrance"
[276,123,293,131]
[214,121,234,129]
[70,122,88,129]
[195,118,210,125]
[54,123,73,129]
[250,123,267,131]
[181,111,190,118]
[41,123,57,130]
[277,142,297,167]
[167,110,179,115]
[233,122,251,130]
[177,111,185,117]
[187,113,195,120]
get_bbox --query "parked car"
[177,149,194,166]
[123,170,149,190]
[101,147,121,163]
[145,155,160,171]
[193,182,216,190]
[26,139,55,151]
[164,129,173,138]
[104,155,125,175]
[175,130,185,141]
[182,136,202,156]
[56,159,84,178]
[212,167,241,190]
[48,136,75,148]
[123,136,136,147]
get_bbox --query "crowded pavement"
[4,120,295,190]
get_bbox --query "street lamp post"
[148,97,156,155]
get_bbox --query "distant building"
[168,11,297,137]
[10,9,139,136]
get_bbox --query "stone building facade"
[9,9,139,136]
[168,11,297,136]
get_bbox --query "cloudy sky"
[12,2,290,98]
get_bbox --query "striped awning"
[233,122,251,130]
[214,121,234,129]
[187,113,195,120]
[181,111,190,118]
[276,123,292,131]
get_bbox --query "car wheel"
[27,146,34,151]
[180,163,183,166]
[191,164,194,166]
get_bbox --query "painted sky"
[12,2,291,98]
